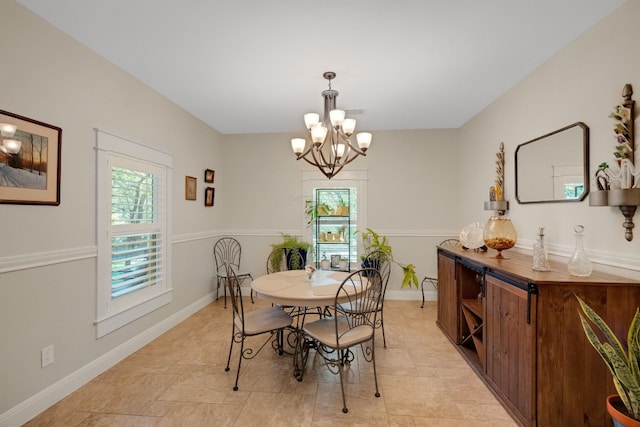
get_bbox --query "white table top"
[251,269,353,307]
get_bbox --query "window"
[302,170,368,263]
[96,130,173,337]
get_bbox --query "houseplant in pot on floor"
[270,234,311,271]
[576,294,640,426]
[356,228,419,288]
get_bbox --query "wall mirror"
[515,122,589,204]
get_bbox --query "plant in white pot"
[576,294,640,427]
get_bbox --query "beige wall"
[0,1,225,422]
[2,0,640,424]
[221,129,460,296]
[458,0,640,275]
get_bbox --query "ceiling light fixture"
[291,72,372,179]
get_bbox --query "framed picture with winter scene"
[0,110,62,205]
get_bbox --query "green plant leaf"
[576,294,640,419]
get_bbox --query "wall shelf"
[589,84,639,241]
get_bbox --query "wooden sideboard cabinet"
[436,245,640,427]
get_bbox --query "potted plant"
[355,228,419,288]
[336,195,349,216]
[304,199,331,227]
[270,233,311,271]
[576,294,640,426]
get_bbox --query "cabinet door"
[485,274,535,426]
[436,252,457,342]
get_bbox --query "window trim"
[302,170,368,257]
[95,130,173,338]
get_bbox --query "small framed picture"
[330,255,340,269]
[185,176,197,200]
[204,169,215,183]
[204,187,214,206]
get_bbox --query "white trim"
[0,246,96,274]
[95,289,173,337]
[94,128,172,167]
[95,130,174,338]
[386,289,436,301]
[0,230,636,275]
[0,292,215,427]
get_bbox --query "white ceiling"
[17,0,624,135]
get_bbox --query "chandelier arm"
[334,152,363,168]
[337,131,367,156]
[294,139,317,160]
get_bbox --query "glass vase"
[532,227,551,271]
[483,215,517,259]
[567,225,592,276]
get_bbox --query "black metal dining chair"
[302,268,383,413]
[224,264,293,391]
[343,250,392,347]
[421,238,462,308]
[214,237,254,308]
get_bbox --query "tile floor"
[25,299,517,426]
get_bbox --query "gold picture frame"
[185,176,197,200]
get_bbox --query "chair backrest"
[363,249,391,287]
[334,268,383,345]
[266,248,306,273]
[214,237,242,275]
[440,238,462,247]
[225,263,245,331]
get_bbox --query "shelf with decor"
[314,188,351,271]
[589,83,640,241]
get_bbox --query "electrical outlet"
[41,345,54,368]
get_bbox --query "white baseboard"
[386,289,437,301]
[0,293,215,427]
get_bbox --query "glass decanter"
[532,227,551,271]
[567,225,592,276]
[483,215,517,259]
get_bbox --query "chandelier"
[291,72,372,179]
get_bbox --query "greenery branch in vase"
[355,228,419,288]
[576,294,640,425]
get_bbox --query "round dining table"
[251,269,356,380]
[251,269,352,307]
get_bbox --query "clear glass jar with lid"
[567,225,592,276]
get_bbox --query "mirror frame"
[515,122,590,204]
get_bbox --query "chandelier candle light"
[291,72,372,179]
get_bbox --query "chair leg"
[420,278,425,308]
[249,274,255,303]
[225,328,235,373]
[233,338,244,391]
[223,278,228,309]
[337,353,349,413]
[371,341,380,398]
[277,329,284,355]
[380,308,387,348]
